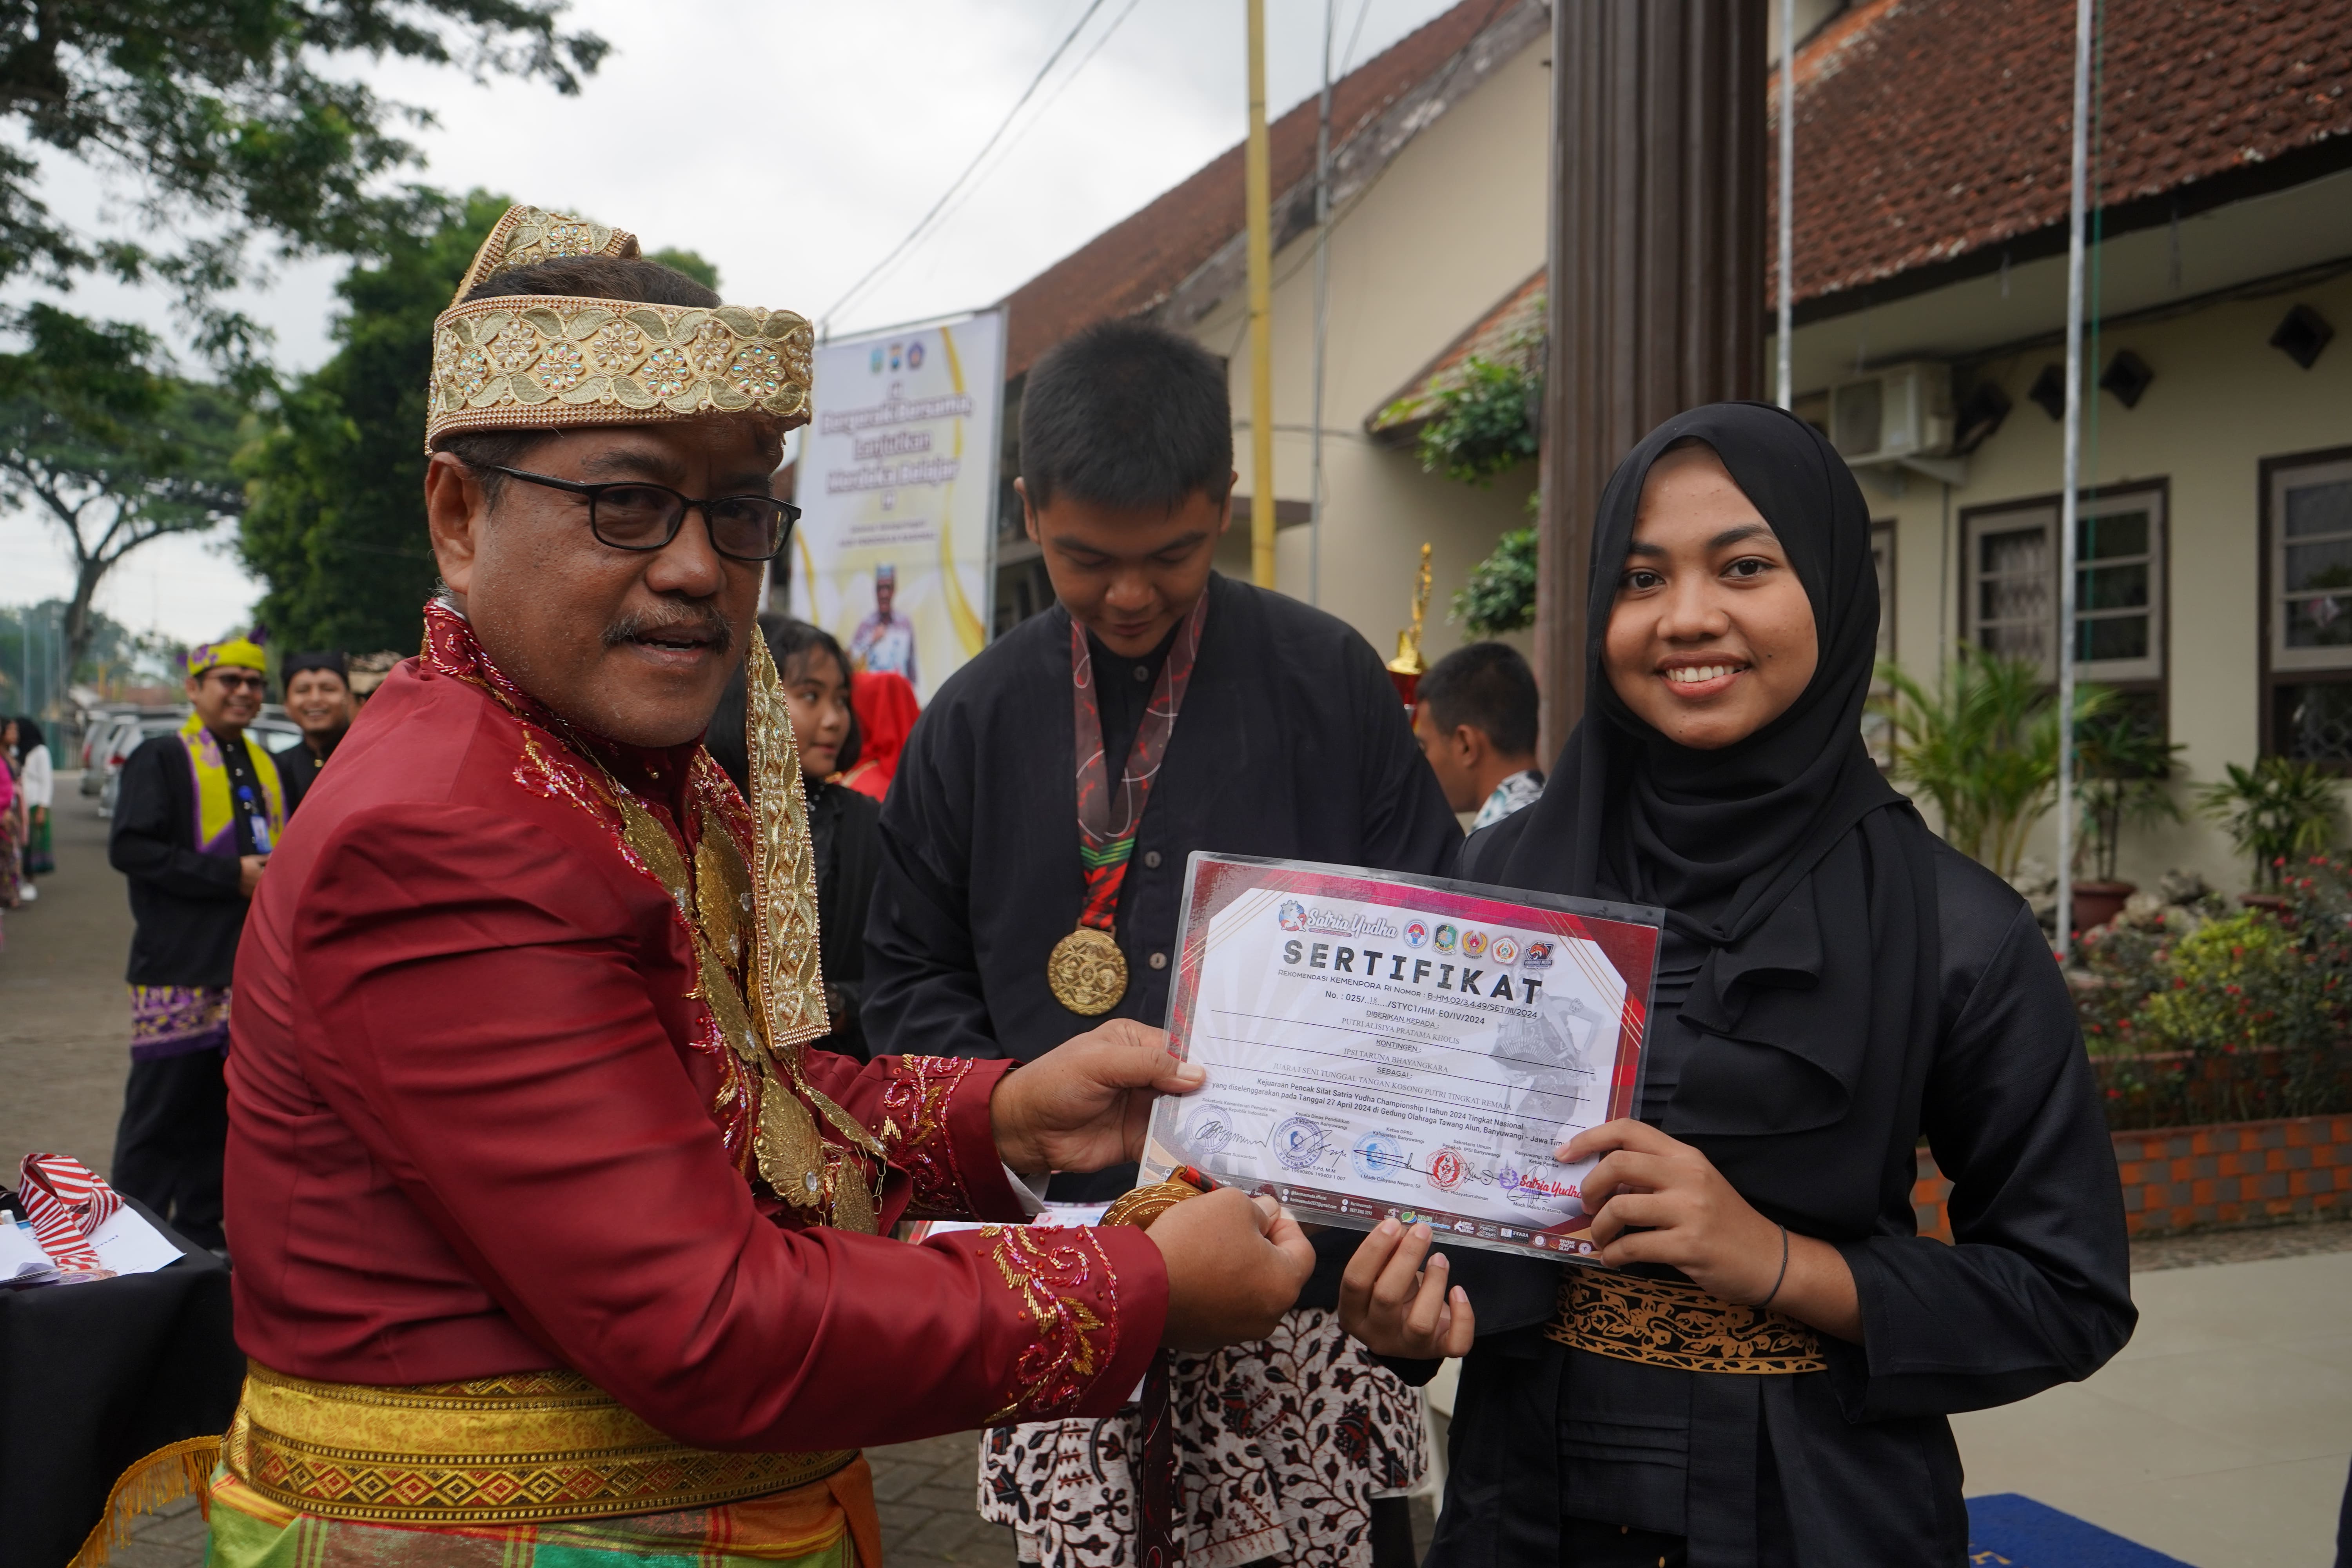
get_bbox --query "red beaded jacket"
[225,604,1163,1450]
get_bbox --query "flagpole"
[1245,0,1277,589]
[1775,0,1795,408]
[2056,0,2094,958]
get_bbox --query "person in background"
[847,561,917,686]
[707,614,883,1063]
[14,716,53,886]
[279,651,357,811]
[838,668,917,802]
[867,319,1461,1568]
[1412,641,1544,829]
[108,636,285,1251]
[0,727,16,943]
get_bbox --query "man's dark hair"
[1419,641,1539,758]
[1019,319,1231,513]
[437,254,750,501]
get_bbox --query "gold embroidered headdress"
[423,204,813,454]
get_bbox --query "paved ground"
[11,780,2347,1567]
[1953,1241,2352,1568]
[2,783,140,1178]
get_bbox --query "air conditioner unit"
[1827,361,1956,470]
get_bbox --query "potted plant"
[2194,757,2345,897]
[2071,701,2185,931]
[1873,646,2115,878]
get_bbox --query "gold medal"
[1047,925,1129,1016]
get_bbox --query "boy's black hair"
[1418,641,1539,758]
[1019,319,1232,513]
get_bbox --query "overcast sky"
[4,0,1463,647]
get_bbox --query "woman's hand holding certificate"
[1566,1118,1862,1343]
[1337,1216,1476,1359]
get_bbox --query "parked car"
[82,708,187,801]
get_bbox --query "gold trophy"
[1387,542,1433,708]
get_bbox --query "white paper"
[0,1221,59,1285]
[88,1207,185,1276]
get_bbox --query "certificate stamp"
[1143,853,1663,1261]
[1352,1132,1409,1184]
[1273,1116,1327,1170]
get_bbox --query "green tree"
[0,303,246,677]
[0,1,605,370]
[646,248,720,293]
[237,191,505,655]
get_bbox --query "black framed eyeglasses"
[482,465,800,563]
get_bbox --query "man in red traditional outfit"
[198,207,1312,1567]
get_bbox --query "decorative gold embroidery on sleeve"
[878,1056,978,1218]
[985,1225,1120,1422]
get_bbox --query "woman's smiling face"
[1604,442,1819,751]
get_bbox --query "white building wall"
[1195,30,1550,665]
[1864,267,2352,892]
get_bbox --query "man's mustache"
[603,604,736,653]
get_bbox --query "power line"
[821,0,1113,332]
[911,0,1153,268]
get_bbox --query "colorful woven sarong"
[204,1461,873,1566]
[129,984,231,1060]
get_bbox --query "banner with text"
[789,309,1004,704]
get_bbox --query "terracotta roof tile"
[1368,269,1545,436]
[999,0,1523,377]
[1771,0,2352,310]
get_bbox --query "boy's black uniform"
[867,570,1460,1150]
[866,569,1460,1568]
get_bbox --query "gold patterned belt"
[223,1361,857,1525]
[1545,1268,1826,1374]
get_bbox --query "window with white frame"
[2265,449,2352,763]
[1960,487,2166,686]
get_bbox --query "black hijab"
[1465,402,1944,1302]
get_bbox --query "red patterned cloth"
[17,1152,123,1274]
[224,604,1164,1448]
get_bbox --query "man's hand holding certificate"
[1140,855,1662,1262]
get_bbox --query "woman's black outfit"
[1421,404,2136,1567]
[706,667,882,1063]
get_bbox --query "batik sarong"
[980,1308,1426,1568]
[130,984,231,1059]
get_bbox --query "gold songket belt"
[222,1361,857,1524]
[1545,1268,1826,1375]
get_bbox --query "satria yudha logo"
[1280,902,1402,940]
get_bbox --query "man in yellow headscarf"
[105,634,283,1252]
[142,209,1316,1568]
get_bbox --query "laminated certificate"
[1140,854,1662,1261]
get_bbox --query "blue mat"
[1966,1494,2198,1567]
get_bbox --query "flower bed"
[2072,855,2352,1131]
[1911,1113,2352,1240]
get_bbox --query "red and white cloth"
[17,1153,123,1274]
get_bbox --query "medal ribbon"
[18,1152,123,1273]
[1070,592,1209,933]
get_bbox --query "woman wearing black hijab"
[1342,404,2135,1565]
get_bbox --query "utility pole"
[1245,0,1277,589]
[1535,0,1768,759]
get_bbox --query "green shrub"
[1450,525,1537,637]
